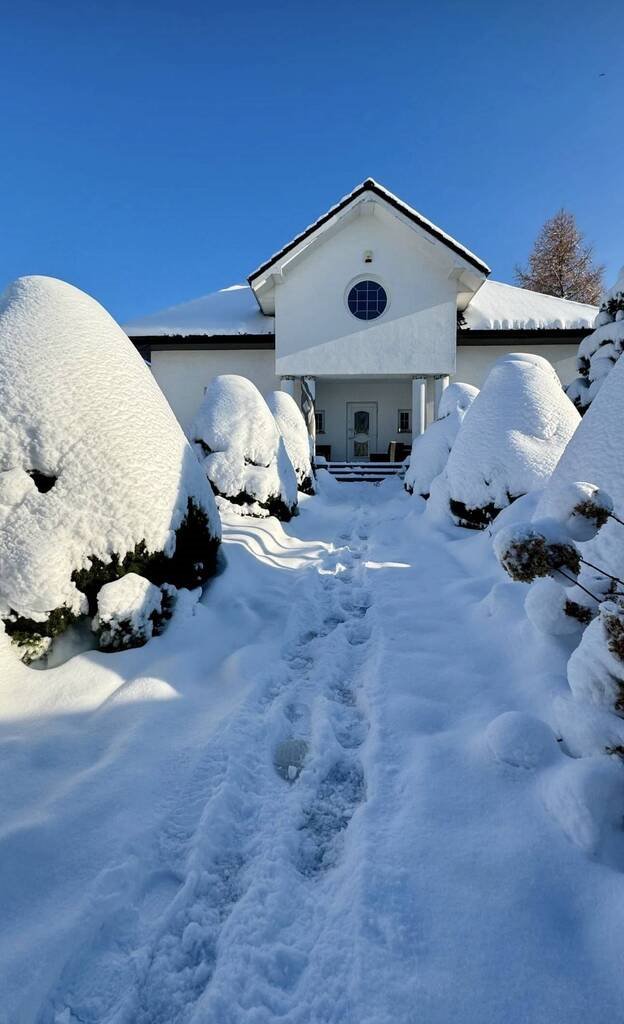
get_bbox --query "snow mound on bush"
[486,710,559,769]
[266,391,314,494]
[191,375,298,521]
[441,353,580,528]
[0,276,220,654]
[404,383,478,497]
[539,349,624,590]
[540,755,624,855]
[94,573,165,651]
[567,268,624,412]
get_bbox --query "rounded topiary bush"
[191,374,298,520]
[0,276,221,662]
[266,390,315,494]
[404,383,478,498]
[439,353,580,529]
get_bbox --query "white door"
[346,402,378,462]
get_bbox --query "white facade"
[125,179,596,463]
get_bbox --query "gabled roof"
[248,178,491,285]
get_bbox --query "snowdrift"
[0,276,221,660]
[404,383,478,498]
[266,390,314,494]
[568,268,624,413]
[439,353,580,528]
[191,375,298,520]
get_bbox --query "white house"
[125,179,596,464]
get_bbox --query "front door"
[346,402,378,462]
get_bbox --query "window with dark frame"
[315,410,325,434]
[347,280,388,321]
[398,409,411,433]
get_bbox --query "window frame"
[314,409,326,434]
[344,275,389,322]
[397,409,412,434]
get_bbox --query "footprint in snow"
[297,760,366,877]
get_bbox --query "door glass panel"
[354,440,369,458]
[354,410,370,434]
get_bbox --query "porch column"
[412,376,426,437]
[301,376,316,457]
[434,375,450,419]
[280,375,296,398]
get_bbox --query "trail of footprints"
[46,509,373,1024]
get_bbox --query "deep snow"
[1,480,623,1023]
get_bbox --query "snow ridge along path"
[3,480,624,1023]
[40,498,377,1024]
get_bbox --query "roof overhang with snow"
[248,179,490,316]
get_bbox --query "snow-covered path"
[2,480,624,1023]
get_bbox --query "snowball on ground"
[404,383,478,497]
[485,710,558,769]
[540,754,624,855]
[441,353,580,526]
[567,600,624,714]
[94,573,163,651]
[266,391,314,493]
[0,276,221,639]
[191,375,298,520]
[567,268,624,411]
[538,345,624,593]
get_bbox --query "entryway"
[346,402,378,462]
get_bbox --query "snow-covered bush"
[0,276,221,662]
[538,349,624,631]
[568,268,624,413]
[567,598,624,716]
[191,375,298,520]
[524,578,589,636]
[266,390,314,494]
[93,573,171,652]
[493,519,580,584]
[404,383,478,498]
[440,353,580,528]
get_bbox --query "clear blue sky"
[2,0,622,322]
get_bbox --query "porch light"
[363,250,373,264]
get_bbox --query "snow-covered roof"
[124,285,274,339]
[463,279,597,332]
[248,179,491,286]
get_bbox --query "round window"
[347,280,388,321]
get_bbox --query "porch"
[280,374,450,463]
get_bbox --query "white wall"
[455,343,578,388]
[150,348,280,435]
[274,205,459,377]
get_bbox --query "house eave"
[458,327,592,345]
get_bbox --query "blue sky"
[2,0,622,322]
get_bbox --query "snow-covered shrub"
[546,481,613,541]
[524,578,589,636]
[567,598,624,716]
[191,375,298,520]
[93,573,170,652]
[538,349,624,632]
[568,268,624,413]
[441,353,580,528]
[404,383,478,498]
[266,390,314,494]
[0,276,221,662]
[493,519,580,584]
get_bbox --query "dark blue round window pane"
[347,280,387,320]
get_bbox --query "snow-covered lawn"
[1,478,623,1023]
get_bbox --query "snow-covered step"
[325,461,405,483]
